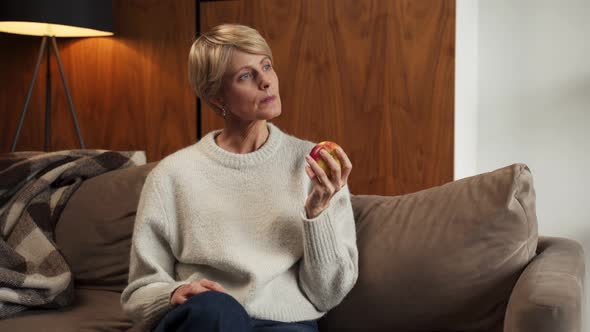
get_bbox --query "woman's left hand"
[304,147,353,219]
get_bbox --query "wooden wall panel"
[200,0,455,195]
[0,35,46,151]
[0,0,197,162]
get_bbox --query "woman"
[121,24,358,332]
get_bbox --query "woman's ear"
[207,96,226,118]
[210,99,223,110]
[210,92,225,110]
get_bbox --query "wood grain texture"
[0,0,197,162]
[0,34,46,151]
[200,0,455,195]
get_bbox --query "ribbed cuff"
[141,281,187,328]
[300,208,342,264]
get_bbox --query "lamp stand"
[11,35,85,152]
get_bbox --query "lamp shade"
[0,0,113,37]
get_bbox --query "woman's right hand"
[170,278,227,305]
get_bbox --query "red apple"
[309,141,342,177]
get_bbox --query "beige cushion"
[0,289,132,332]
[55,163,157,292]
[319,163,538,332]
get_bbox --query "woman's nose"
[259,74,271,90]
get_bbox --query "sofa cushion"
[0,289,132,332]
[55,162,157,292]
[319,163,538,332]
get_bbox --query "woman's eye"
[239,72,252,80]
[263,64,272,71]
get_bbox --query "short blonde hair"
[188,24,273,112]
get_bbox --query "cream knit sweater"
[120,122,359,329]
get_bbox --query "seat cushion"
[319,163,538,332]
[0,289,132,332]
[55,163,157,292]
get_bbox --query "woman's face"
[218,50,281,121]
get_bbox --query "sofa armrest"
[504,236,585,332]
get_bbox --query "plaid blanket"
[0,150,146,319]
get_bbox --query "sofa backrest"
[55,162,157,292]
[319,163,538,332]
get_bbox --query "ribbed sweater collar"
[199,122,284,169]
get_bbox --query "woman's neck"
[215,120,269,154]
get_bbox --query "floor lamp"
[0,0,113,152]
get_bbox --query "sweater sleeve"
[298,184,359,312]
[120,172,187,329]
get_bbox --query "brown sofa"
[0,162,584,331]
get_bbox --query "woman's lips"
[260,95,276,104]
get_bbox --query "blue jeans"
[153,291,320,332]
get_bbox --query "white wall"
[454,0,479,180]
[457,0,590,329]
